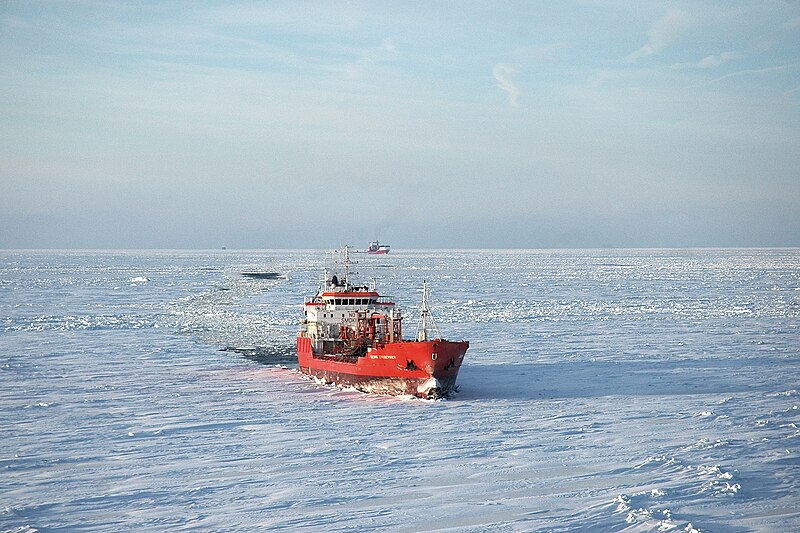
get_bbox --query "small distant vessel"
[367,241,390,254]
[296,246,468,398]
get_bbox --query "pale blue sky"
[1,1,798,248]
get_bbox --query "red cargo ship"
[297,246,468,398]
[366,240,390,254]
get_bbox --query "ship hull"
[297,336,468,398]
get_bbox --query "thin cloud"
[671,51,740,70]
[692,63,798,88]
[784,85,800,97]
[336,39,400,79]
[493,63,519,107]
[627,9,695,63]
[696,51,739,68]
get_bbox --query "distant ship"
[296,246,469,398]
[366,241,390,254]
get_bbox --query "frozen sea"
[1,248,799,532]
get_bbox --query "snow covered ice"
[1,249,799,531]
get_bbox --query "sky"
[1,1,799,249]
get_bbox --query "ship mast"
[342,245,350,287]
[416,280,440,341]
